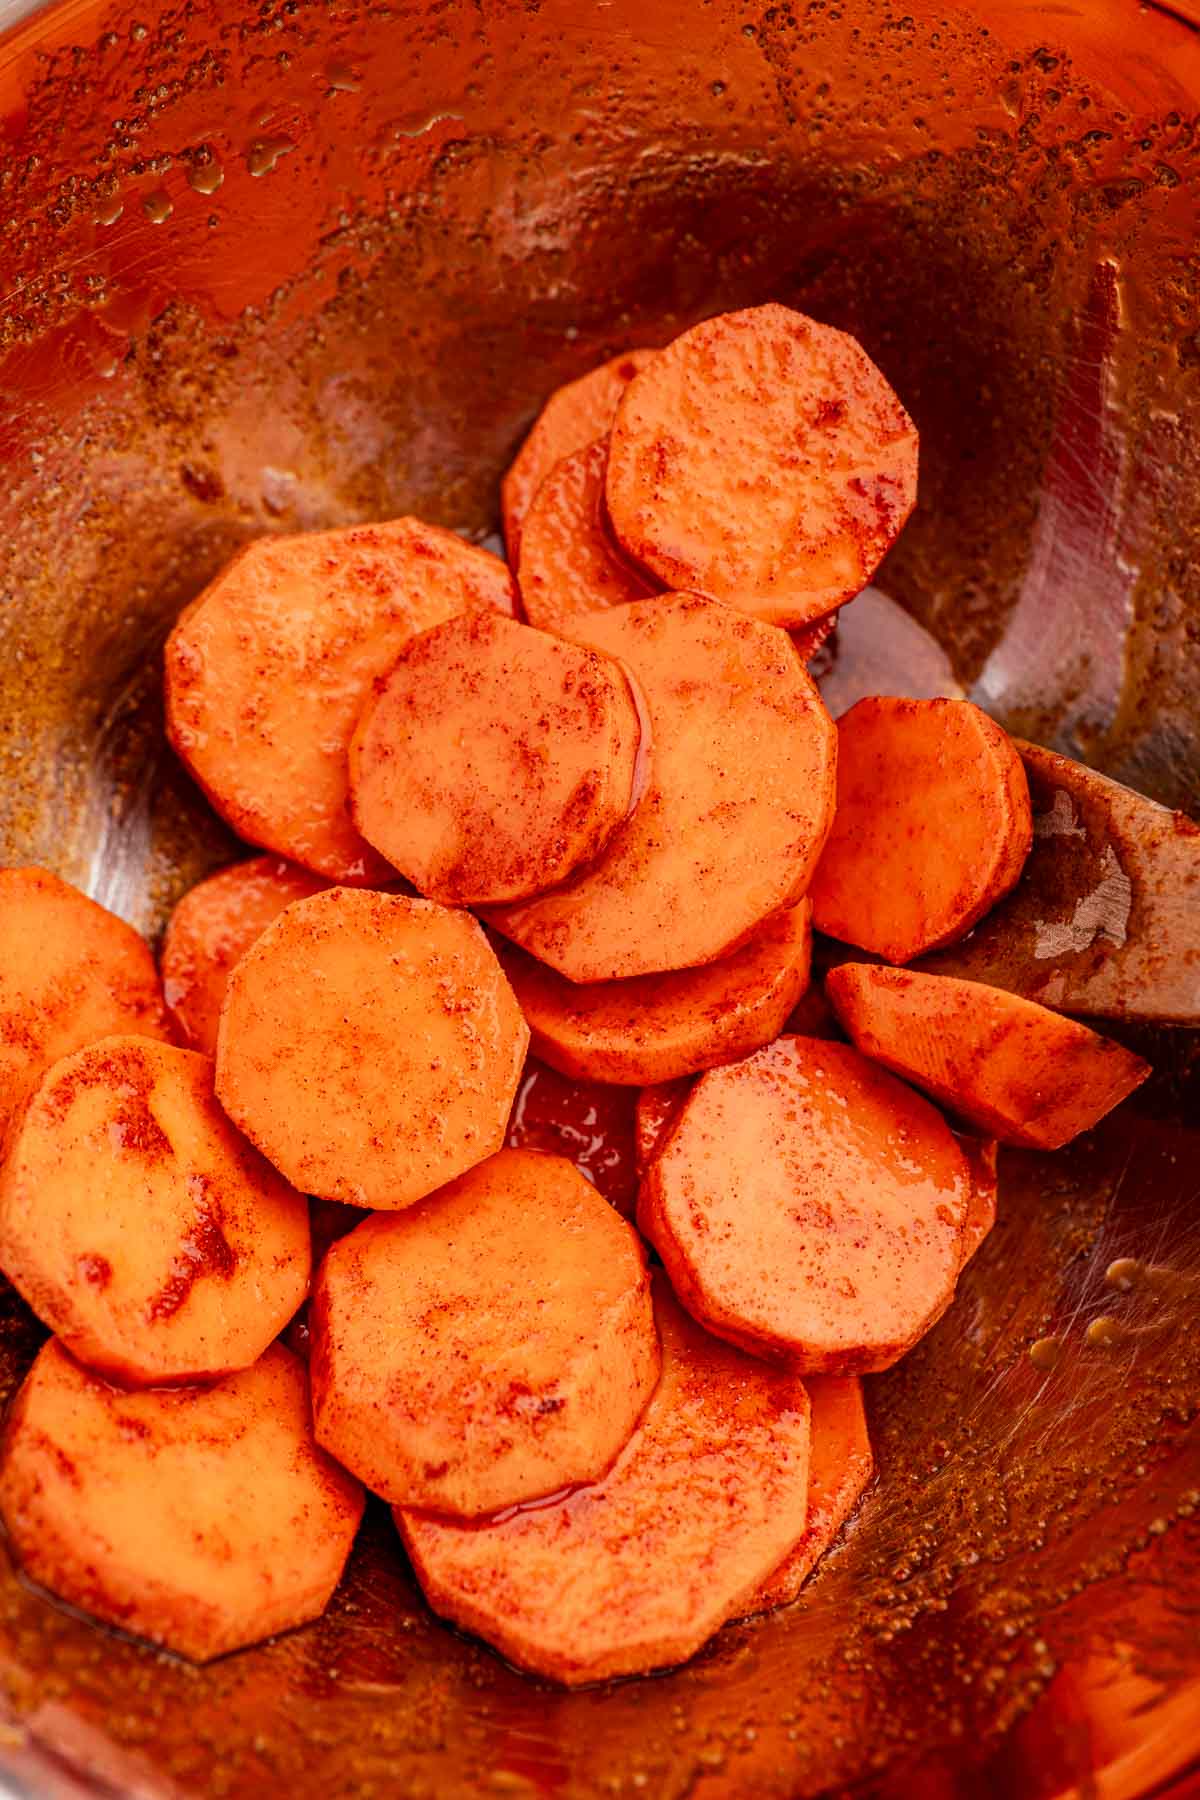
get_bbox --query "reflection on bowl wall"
[0,1,1197,1796]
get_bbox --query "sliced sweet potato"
[349,610,643,906]
[488,594,836,981]
[810,696,1033,963]
[516,440,656,637]
[826,964,1151,1150]
[0,1036,310,1386]
[216,889,528,1208]
[605,304,918,628]
[748,1375,873,1613]
[0,867,171,1131]
[502,349,658,561]
[161,857,328,1056]
[958,1134,999,1262]
[311,1148,657,1516]
[917,743,1200,1026]
[0,1339,363,1662]
[638,1036,969,1372]
[499,904,811,1085]
[164,521,516,884]
[634,1079,691,1177]
[398,1277,810,1686]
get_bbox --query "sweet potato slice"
[0,1036,310,1386]
[0,867,171,1131]
[638,1037,969,1372]
[161,857,328,1056]
[810,696,1033,963]
[958,1134,999,1262]
[502,349,658,561]
[349,610,643,906]
[917,743,1200,1026]
[164,520,516,884]
[634,1079,691,1176]
[398,1277,810,1686]
[516,440,657,636]
[488,594,836,980]
[826,964,1151,1150]
[216,889,528,1208]
[499,904,811,1085]
[605,304,918,628]
[311,1148,657,1516]
[747,1375,873,1613]
[0,1340,363,1662]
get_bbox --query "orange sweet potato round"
[349,610,644,906]
[488,594,836,981]
[0,1036,310,1386]
[502,349,658,562]
[516,440,656,636]
[0,867,171,1131]
[398,1277,810,1686]
[826,964,1151,1150]
[311,1148,658,1516]
[216,889,529,1208]
[161,857,328,1056]
[606,304,918,628]
[746,1375,873,1613]
[499,904,812,1085]
[0,1339,363,1662]
[809,695,1033,963]
[634,1079,691,1177]
[958,1133,999,1262]
[164,520,515,884]
[638,1036,970,1372]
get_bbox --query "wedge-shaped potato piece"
[311,1148,657,1516]
[638,1037,969,1372]
[216,889,528,1208]
[398,1278,810,1685]
[517,440,656,636]
[606,304,918,628]
[161,857,328,1056]
[826,964,1151,1150]
[958,1133,999,1262]
[0,1340,363,1662]
[748,1375,873,1613]
[0,867,171,1132]
[500,905,811,1085]
[488,595,836,980]
[634,1079,691,1176]
[164,521,515,884]
[0,1036,310,1386]
[810,695,1033,963]
[917,743,1200,1025]
[502,349,657,562]
[349,611,643,907]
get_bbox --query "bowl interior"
[0,0,1197,1794]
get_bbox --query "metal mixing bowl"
[0,0,1196,1793]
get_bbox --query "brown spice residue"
[76,1253,112,1289]
[145,1178,238,1323]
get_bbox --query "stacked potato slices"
[0,304,1161,1685]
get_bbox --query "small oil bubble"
[143,188,172,224]
[96,351,119,380]
[326,61,360,92]
[1086,1315,1123,1348]
[1105,1257,1138,1291]
[1028,1336,1061,1371]
[95,194,123,226]
[247,137,295,178]
[188,160,224,195]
